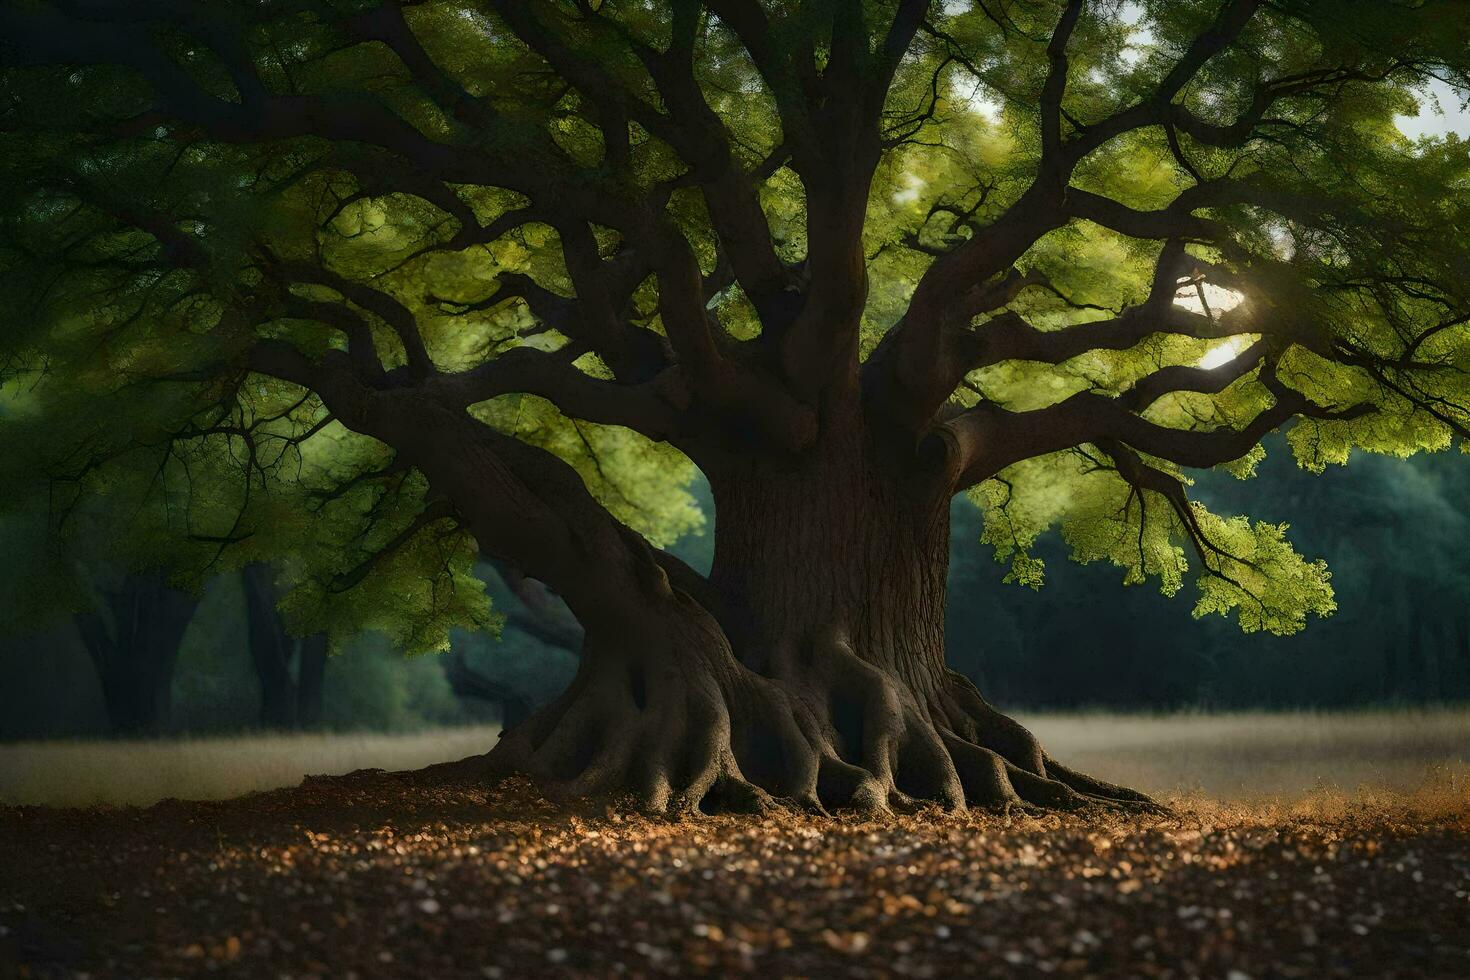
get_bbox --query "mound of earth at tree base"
[1,770,1466,979]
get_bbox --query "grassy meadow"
[1,708,1467,809]
[0,726,498,808]
[1022,708,1470,800]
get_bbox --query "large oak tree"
[2,0,1468,814]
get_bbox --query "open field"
[1023,709,1470,800]
[0,727,501,809]
[2,709,1468,807]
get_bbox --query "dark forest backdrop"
[3,432,1467,742]
[950,436,1470,709]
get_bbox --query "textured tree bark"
[474,415,1158,817]
[707,421,950,695]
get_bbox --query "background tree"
[73,569,198,736]
[2,0,1468,814]
[5,450,1466,741]
[0,443,209,735]
[947,438,1470,709]
[242,563,330,729]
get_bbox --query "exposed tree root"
[484,612,1163,818]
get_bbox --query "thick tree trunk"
[708,423,950,695]
[242,564,328,730]
[477,418,1157,816]
[75,571,197,737]
[243,564,298,729]
[363,391,1150,816]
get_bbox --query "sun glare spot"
[1199,342,1239,370]
[893,172,926,206]
[1198,336,1255,370]
[952,78,1004,123]
[1174,282,1245,316]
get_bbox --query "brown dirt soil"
[1,768,1467,979]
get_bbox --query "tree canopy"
[2,0,1468,648]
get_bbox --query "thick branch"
[1064,0,1263,161]
[1040,0,1085,160]
[943,358,1372,489]
[271,261,433,378]
[1119,339,1267,412]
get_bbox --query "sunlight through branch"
[1174,282,1245,317]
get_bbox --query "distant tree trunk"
[486,559,584,652]
[242,563,296,728]
[297,633,328,728]
[1457,611,1470,700]
[241,564,328,730]
[445,650,532,730]
[438,559,580,727]
[74,571,198,736]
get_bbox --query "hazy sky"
[1396,76,1470,140]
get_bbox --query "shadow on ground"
[1,768,1467,978]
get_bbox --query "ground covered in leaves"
[2,769,1467,978]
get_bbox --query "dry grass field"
[1023,709,1470,800]
[0,726,500,808]
[1,708,1467,808]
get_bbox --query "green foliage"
[967,448,1335,634]
[949,439,1470,708]
[1187,508,1336,635]
[0,12,708,648]
[1,0,1468,650]
[470,394,704,549]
